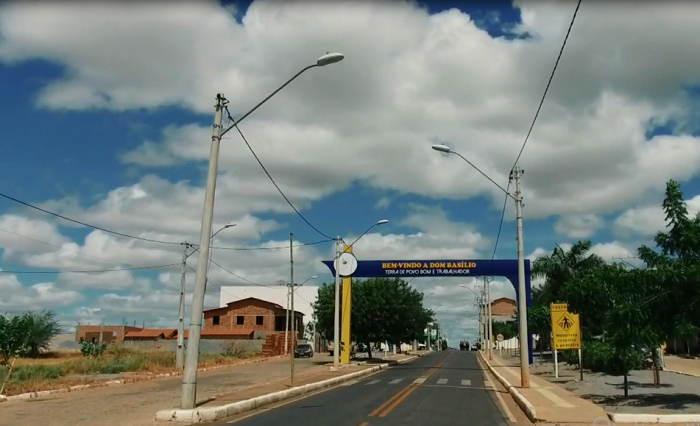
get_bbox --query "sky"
[2,0,700,346]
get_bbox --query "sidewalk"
[0,354,328,426]
[664,355,700,377]
[480,352,608,424]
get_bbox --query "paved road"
[212,351,513,426]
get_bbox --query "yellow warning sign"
[550,303,581,350]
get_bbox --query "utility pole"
[181,93,225,409]
[332,236,341,370]
[511,166,530,388]
[486,277,493,361]
[289,233,295,387]
[284,284,290,355]
[427,323,431,350]
[177,242,189,370]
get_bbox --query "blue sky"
[2,0,700,344]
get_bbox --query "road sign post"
[550,303,582,380]
[496,333,504,357]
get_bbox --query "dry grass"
[0,345,258,396]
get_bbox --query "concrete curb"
[477,352,538,423]
[608,413,700,424]
[154,355,421,423]
[663,368,700,378]
[0,354,286,403]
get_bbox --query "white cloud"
[614,195,700,237]
[554,214,604,239]
[0,272,83,310]
[1,1,700,221]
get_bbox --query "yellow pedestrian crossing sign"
[557,313,575,332]
[550,303,581,350]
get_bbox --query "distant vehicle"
[295,343,313,358]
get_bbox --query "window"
[256,316,264,325]
[237,316,244,325]
[212,315,220,325]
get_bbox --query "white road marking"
[366,379,380,385]
[389,378,403,384]
[413,377,426,384]
[436,378,448,385]
[461,379,472,386]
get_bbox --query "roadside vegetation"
[529,179,700,397]
[0,312,258,396]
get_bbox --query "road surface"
[210,351,522,426]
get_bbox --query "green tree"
[532,240,605,305]
[0,313,31,364]
[312,277,434,359]
[491,319,518,340]
[23,311,62,357]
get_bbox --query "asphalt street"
[211,351,514,426]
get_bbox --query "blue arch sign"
[322,258,533,364]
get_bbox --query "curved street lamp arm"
[348,223,378,248]
[449,151,516,201]
[220,64,318,137]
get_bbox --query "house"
[203,297,304,338]
[491,297,517,322]
[75,325,143,344]
[123,328,177,341]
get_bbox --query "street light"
[432,143,530,388]
[333,219,389,369]
[176,223,236,370]
[182,52,345,410]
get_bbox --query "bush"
[79,339,107,357]
[0,311,62,363]
[561,340,643,375]
[221,341,247,358]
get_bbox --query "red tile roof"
[203,297,304,316]
[124,328,177,339]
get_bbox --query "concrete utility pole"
[181,94,225,409]
[511,166,530,388]
[332,236,341,370]
[289,233,295,387]
[177,242,189,370]
[284,284,290,355]
[486,277,493,361]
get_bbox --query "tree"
[532,240,605,305]
[491,319,518,340]
[0,310,63,363]
[312,277,434,359]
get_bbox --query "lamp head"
[310,276,318,280]
[376,219,389,225]
[317,52,344,67]
[431,144,451,153]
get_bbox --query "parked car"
[295,343,314,358]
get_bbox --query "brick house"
[491,297,517,322]
[203,297,304,337]
[75,325,143,344]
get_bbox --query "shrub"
[561,340,643,375]
[79,339,107,357]
[221,341,247,358]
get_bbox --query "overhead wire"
[224,106,334,241]
[1,263,180,274]
[489,0,582,260]
[0,191,331,251]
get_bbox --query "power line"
[0,192,332,252]
[0,192,183,246]
[225,107,334,241]
[490,0,581,260]
[211,239,332,250]
[0,263,180,274]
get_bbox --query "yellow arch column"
[340,244,353,364]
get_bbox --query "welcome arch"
[322,258,533,364]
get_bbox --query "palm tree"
[532,240,605,305]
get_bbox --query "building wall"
[491,298,517,317]
[124,338,264,354]
[204,299,277,332]
[219,286,318,322]
[75,325,142,344]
